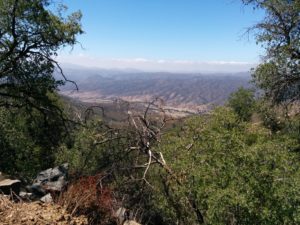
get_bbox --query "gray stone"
[35,163,68,185]
[40,193,53,203]
[26,183,46,196]
[115,207,127,222]
[19,191,33,199]
[27,163,69,195]
[35,168,53,184]
[115,207,133,224]
[0,179,21,195]
[42,176,66,192]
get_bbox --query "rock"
[43,176,67,192]
[35,168,53,184]
[115,207,127,223]
[35,163,68,185]
[40,193,53,203]
[0,179,21,195]
[115,207,126,217]
[19,191,33,199]
[123,220,141,225]
[26,183,46,197]
[27,163,69,196]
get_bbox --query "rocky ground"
[0,195,88,225]
[0,165,142,225]
[0,165,87,225]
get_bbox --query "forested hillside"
[1,0,300,225]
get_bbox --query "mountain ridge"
[59,67,251,114]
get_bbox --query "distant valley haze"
[58,57,257,73]
[57,0,262,114]
[59,65,252,115]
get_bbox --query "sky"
[57,0,265,73]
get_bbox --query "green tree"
[155,107,300,225]
[0,0,82,114]
[0,94,71,178]
[243,0,300,104]
[228,87,256,121]
[0,0,82,177]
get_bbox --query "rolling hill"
[59,67,251,115]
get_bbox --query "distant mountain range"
[59,67,251,114]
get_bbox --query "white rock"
[40,193,53,203]
[0,179,21,195]
[19,191,32,199]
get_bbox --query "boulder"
[19,191,33,199]
[0,179,21,195]
[40,193,53,203]
[27,163,69,196]
[25,184,46,198]
[115,207,127,218]
[115,207,128,224]
[35,168,53,184]
[42,176,67,192]
[35,163,68,185]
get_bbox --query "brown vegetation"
[0,195,88,225]
[56,175,116,225]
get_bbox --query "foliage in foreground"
[0,94,68,179]
[227,87,256,121]
[0,0,82,112]
[0,0,82,178]
[149,107,300,224]
[243,0,300,104]
[57,174,116,225]
[55,102,300,225]
[1,0,300,224]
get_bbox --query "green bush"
[228,87,256,122]
[152,107,300,224]
[0,98,67,179]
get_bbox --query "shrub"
[56,174,116,225]
[155,107,300,224]
[228,87,256,121]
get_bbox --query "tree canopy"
[0,0,82,114]
[244,0,300,103]
[0,0,82,177]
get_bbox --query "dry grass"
[0,175,118,225]
[0,195,14,218]
[56,175,116,225]
[0,195,88,225]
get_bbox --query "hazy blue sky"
[58,0,264,72]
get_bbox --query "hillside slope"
[60,68,251,113]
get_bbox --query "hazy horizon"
[58,0,264,73]
[59,57,256,74]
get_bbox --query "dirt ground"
[0,195,88,225]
